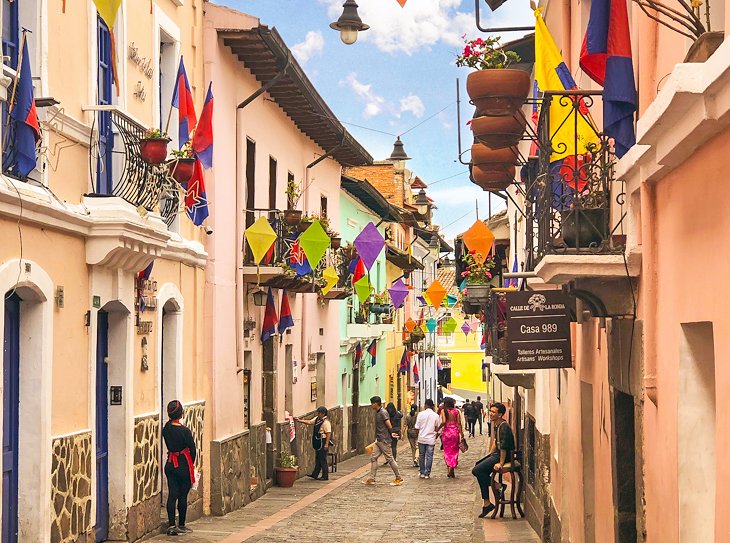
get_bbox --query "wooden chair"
[489,452,525,519]
[327,449,339,473]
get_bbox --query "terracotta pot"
[274,467,298,488]
[466,69,531,116]
[330,237,342,249]
[139,137,170,165]
[167,158,196,184]
[470,115,526,149]
[284,209,302,226]
[471,164,515,191]
[684,31,725,63]
[471,144,517,166]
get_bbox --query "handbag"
[459,438,469,453]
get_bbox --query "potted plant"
[328,230,342,249]
[284,178,303,226]
[139,128,170,165]
[560,205,609,249]
[342,243,358,261]
[167,143,196,184]
[274,451,298,488]
[456,36,529,116]
[461,249,495,304]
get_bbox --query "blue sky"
[222,0,533,241]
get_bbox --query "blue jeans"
[418,443,435,476]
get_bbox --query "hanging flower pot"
[284,209,303,226]
[167,158,196,184]
[297,220,313,233]
[140,137,171,165]
[471,164,515,192]
[465,284,491,304]
[470,115,526,149]
[466,69,531,116]
[330,236,342,249]
[471,143,517,166]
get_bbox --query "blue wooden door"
[95,311,109,542]
[2,293,20,543]
[96,16,114,195]
[1,0,19,173]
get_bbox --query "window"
[286,172,295,209]
[245,138,256,227]
[320,195,328,217]
[96,16,114,195]
[268,157,277,210]
[2,0,19,69]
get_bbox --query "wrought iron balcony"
[85,106,182,228]
[483,290,508,365]
[523,91,625,271]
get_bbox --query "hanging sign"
[505,291,572,370]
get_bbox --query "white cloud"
[438,110,453,130]
[399,94,425,118]
[341,72,387,118]
[291,30,325,64]
[320,0,476,54]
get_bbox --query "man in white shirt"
[414,399,441,479]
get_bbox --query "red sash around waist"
[167,447,195,484]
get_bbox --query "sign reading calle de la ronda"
[505,291,572,370]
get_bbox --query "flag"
[528,80,539,157]
[399,348,409,374]
[354,342,363,368]
[184,159,209,226]
[261,288,278,342]
[136,261,154,311]
[7,40,40,178]
[171,57,197,147]
[534,8,598,162]
[278,290,294,336]
[367,339,377,367]
[192,82,213,168]
[417,308,425,327]
[580,0,637,157]
[505,253,519,288]
[480,327,487,350]
[290,240,312,276]
[412,361,420,384]
[93,0,122,93]
[437,358,443,371]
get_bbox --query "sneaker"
[389,478,404,486]
[363,478,376,485]
[419,474,425,478]
[478,504,495,518]
[166,526,181,536]
[424,475,431,479]
[177,525,193,533]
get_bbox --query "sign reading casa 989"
[505,291,572,370]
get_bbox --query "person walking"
[403,405,419,467]
[472,402,516,518]
[415,399,440,478]
[162,400,197,536]
[474,396,485,435]
[295,406,332,481]
[438,397,465,478]
[386,402,403,461]
[364,396,403,486]
[465,400,478,438]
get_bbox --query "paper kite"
[244,216,277,265]
[298,220,330,269]
[321,266,339,295]
[424,279,447,308]
[426,318,437,333]
[388,279,409,309]
[404,318,416,332]
[462,220,495,265]
[354,275,373,302]
[461,321,472,337]
[442,317,458,334]
[354,222,385,270]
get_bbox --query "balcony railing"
[523,91,625,270]
[483,290,508,365]
[86,106,182,227]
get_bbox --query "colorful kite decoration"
[461,321,472,337]
[396,0,407,6]
[426,318,437,333]
[245,216,277,265]
[388,279,409,309]
[354,222,385,270]
[321,266,339,295]
[417,295,427,306]
[354,275,373,302]
[298,220,330,269]
[404,318,417,333]
[462,220,495,265]
[424,279,447,308]
[442,317,458,334]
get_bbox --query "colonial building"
[0,1,208,541]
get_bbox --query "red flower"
[463,46,473,57]
[466,266,471,271]
[469,249,476,254]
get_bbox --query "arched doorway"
[2,292,20,542]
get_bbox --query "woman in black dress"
[163,400,197,536]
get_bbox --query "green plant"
[143,127,168,139]
[302,213,330,232]
[279,451,297,468]
[461,249,495,285]
[170,142,194,159]
[286,178,302,209]
[455,36,520,70]
[373,291,389,304]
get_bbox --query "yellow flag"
[93,0,122,26]
[534,9,598,161]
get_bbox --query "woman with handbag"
[437,397,466,478]
[162,400,197,536]
[403,405,419,467]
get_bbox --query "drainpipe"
[641,183,657,405]
[234,55,292,376]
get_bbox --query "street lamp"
[414,189,430,216]
[330,0,370,45]
[388,136,410,171]
[251,289,267,307]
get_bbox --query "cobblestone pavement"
[148,434,539,543]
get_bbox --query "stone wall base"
[126,493,161,542]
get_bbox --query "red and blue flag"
[367,338,377,367]
[261,287,278,342]
[8,39,40,177]
[171,57,197,147]
[580,0,637,158]
[399,348,409,374]
[192,82,213,168]
[412,361,419,385]
[184,159,209,226]
[278,290,294,336]
[354,342,363,368]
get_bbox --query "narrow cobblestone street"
[149,435,538,543]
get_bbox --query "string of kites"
[245,216,496,339]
